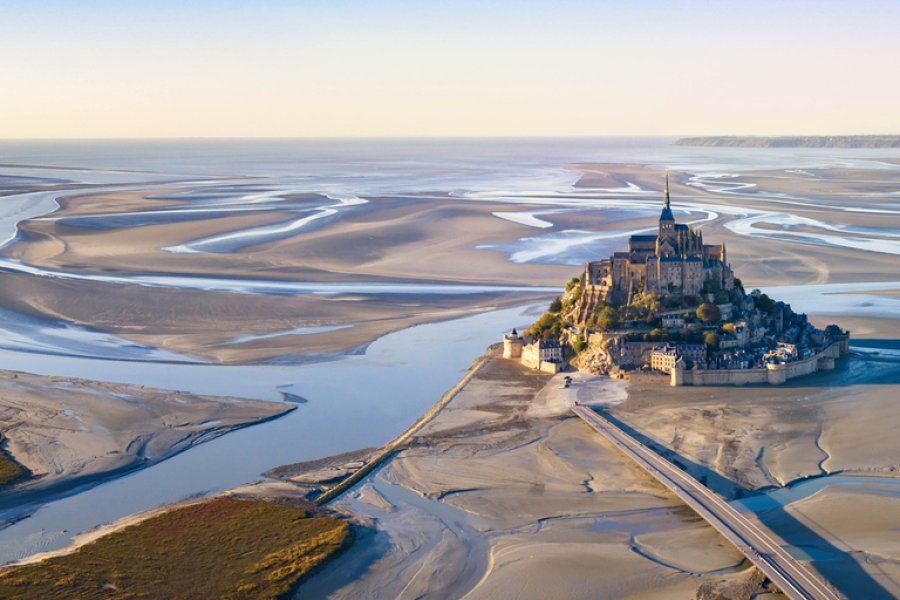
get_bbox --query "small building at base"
[502,329,564,374]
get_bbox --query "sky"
[2,0,899,138]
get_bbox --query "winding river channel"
[0,302,539,563]
[1,139,899,568]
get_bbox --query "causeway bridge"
[570,402,841,600]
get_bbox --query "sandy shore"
[295,352,766,599]
[0,369,292,505]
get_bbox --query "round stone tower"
[503,328,524,359]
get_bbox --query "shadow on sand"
[598,410,896,599]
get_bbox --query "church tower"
[657,171,676,255]
[659,172,675,231]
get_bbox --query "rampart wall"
[674,337,849,387]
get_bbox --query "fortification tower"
[503,328,524,359]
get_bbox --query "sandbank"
[0,369,292,506]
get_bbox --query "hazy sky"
[2,0,899,138]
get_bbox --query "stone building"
[650,344,678,373]
[521,338,563,373]
[583,174,734,307]
[502,328,524,359]
[661,314,686,330]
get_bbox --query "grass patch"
[0,434,25,487]
[0,497,350,599]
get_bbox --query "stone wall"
[674,338,849,387]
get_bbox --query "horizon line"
[2,133,899,142]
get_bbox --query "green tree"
[721,322,737,335]
[549,296,563,313]
[825,324,843,338]
[754,293,776,315]
[526,312,558,339]
[596,306,620,330]
[696,303,721,324]
[648,328,669,341]
[703,331,720,348]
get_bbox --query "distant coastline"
[675,135,900,148]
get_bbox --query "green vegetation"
[0,435,25,487]
[527,296,571,340]
[703,331,720,348]
[571,334,586,354]
[646,328,669,342]
[527,311,563,340]
[754,293,777,315]
[721,322,737,336]
[696,303,721,324]
[549,296,563,313]
[595,305,620,330]
[0,497,350,600]
[825,324,844,337]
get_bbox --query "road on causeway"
[570,402,841,600]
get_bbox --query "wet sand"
[0,186,566,362]
[0,369,291,504]
[296,353,766,599]
[612,350,900,493]
[760,481,900,598]
[293,341,900,598]
[3,160,899,365]
[8,188,572,287]
[0,156,898,596]
[0,270,549,364]
[572,163,900,287]
[607,351,900,597]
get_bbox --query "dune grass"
[0,497,350,599]
[0,435,25,487]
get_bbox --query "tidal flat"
[0,139,898,597]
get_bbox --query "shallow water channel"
[0,304,538,564]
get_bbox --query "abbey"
[583,174,734,305]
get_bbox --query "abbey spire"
[659,171,675,230]
[581,169,734,305]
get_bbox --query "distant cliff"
[675,135,900,148]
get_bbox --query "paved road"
[571,402,842,600]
